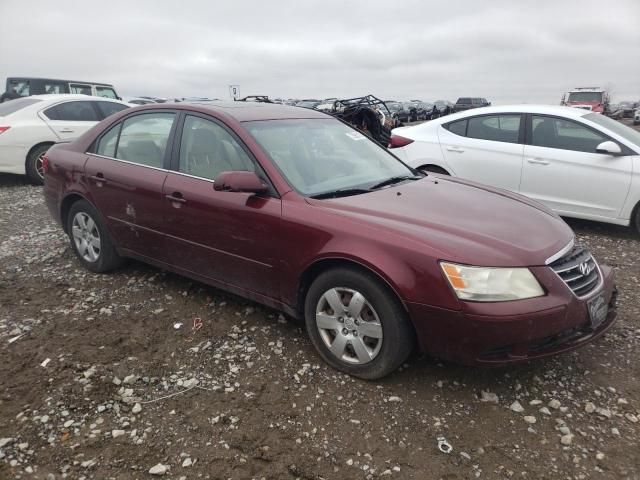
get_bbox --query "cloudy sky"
[1,0,638,104]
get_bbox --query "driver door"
[163,114,283,299]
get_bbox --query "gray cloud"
[1,0,638,103]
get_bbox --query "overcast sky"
[1,0,638,104]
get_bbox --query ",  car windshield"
[0,97,42,116]
[584,113,640,147]
[567,92,602,103]
[244,118,415,197]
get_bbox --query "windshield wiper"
[369,175,421,190]
[310,188,371,199]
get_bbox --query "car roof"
[27,94,120,102]
[445,104,592,119]
[139,101,329,121]
[8,77,114,87]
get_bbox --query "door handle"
[165,193,186,204]
[59,129,74,133]
[527,158,550,165]
[89,174,108,186]
[446,146,465,153]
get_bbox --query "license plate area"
[587,292,608,330]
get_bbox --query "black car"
[384,102,403,127]
[619,101,638,118]
[396,102,418,122]
[453,97,491,112]
[434,100,454,116]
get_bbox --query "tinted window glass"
[96,124,121,157]
[583,112,640,148]
[467,115,520,143]
[531,116,607,153]
[446,119,467,136]
[457,98,471,104]
[179,115,254,180]
[0,97,41,116]
[70,84,92,95]
[8,79,30,96]
[116,113,175,168]
[44,82,66,94]
[95,101,128,119]
[44,101,99,121]
[96,86,117,99]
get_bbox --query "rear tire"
[633,203,640,235]
[25,144,51,185]
[67,200,123,273]
[304,267,414,379]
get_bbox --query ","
[389,104,640,233]
[0,94,130,184]
[43,102,616,379]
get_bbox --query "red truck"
[561,87,610,114]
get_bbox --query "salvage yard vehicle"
[434,100,454,116]
[452,97,490,112]
[44,102,617,379]
[396,102,416,123]
[322,95,394,146]
[3,77,120,100]
[561,87,610,115]
[389,105,640,232]
[634,107,640,126]
[619,101,638,118]
[0,94,130,184]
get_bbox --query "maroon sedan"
[43,102,617,379]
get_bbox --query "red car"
[43,102,617,379]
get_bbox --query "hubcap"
[315,287,383,365]
[71,212,101,263]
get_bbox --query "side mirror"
[213,171,268,194]
[595,141,622,156]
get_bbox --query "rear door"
[162,113,282,299]
[39,100,101,140]
[439,113,525,192]
[520,114,632,219]
[85,111,177,260]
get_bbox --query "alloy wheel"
[315,287,383,364]
[71,212,101,262]
[35,152,46,180]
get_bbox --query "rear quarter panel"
[391,123,449,171]
[43,142,91,228]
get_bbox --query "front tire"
[304,267,414,379]
[67,200,122,273]
[25,144,51,185]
